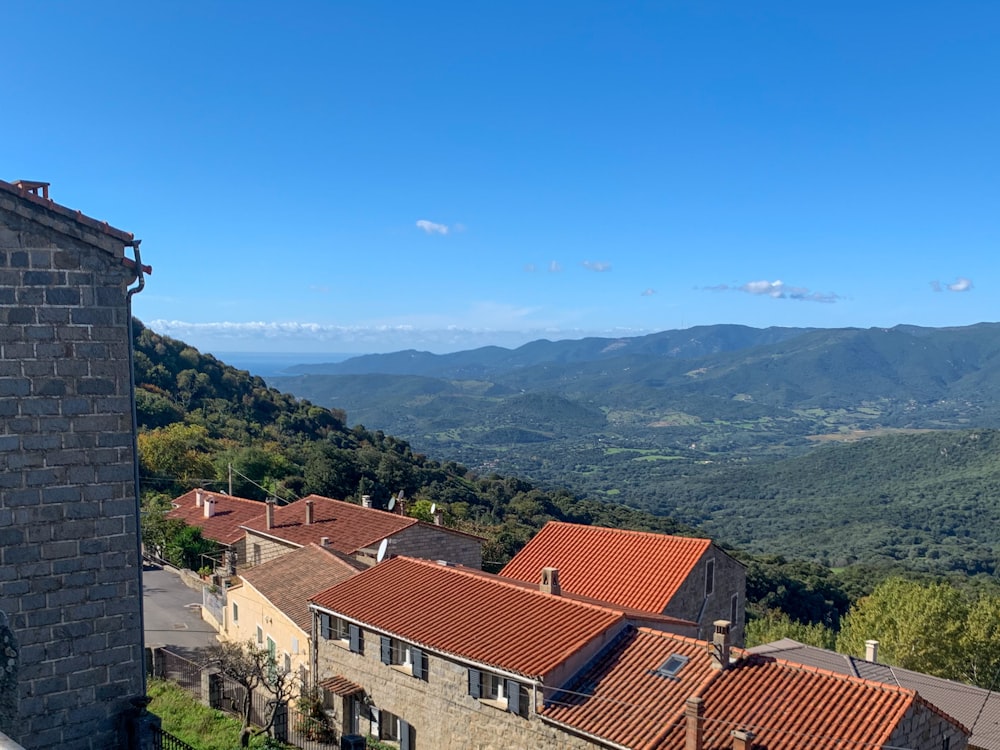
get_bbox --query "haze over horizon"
[7,2,997,355]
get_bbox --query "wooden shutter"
[506,679,520,715]
[319,613,331,640]
[467,668,481,698]
[411,647,424,680]
[380,636,391,664]
[400,719,412,750]
[349,623,362,654]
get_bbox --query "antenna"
[430,503,436,514]
[376,538,389,563]
[387,496,396,512]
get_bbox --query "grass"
[147,678,275,750]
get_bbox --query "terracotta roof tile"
[165,490,267,546]
[241,495,418,554]
[318,675,364,697]
[543,628,963,750]
[310,556,626,679]
[0,178,135,243]
[501,522,714,613]
[240,544,365,632]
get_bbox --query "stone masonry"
[0,181,147,749]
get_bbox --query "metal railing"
[152,724,199,750]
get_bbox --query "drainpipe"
[125,240,148,695]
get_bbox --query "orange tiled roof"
[241,495,418,554]
[165,490,267,546]
[240,544,365,632]
[501,522,714,613]
[310,556,626,679]
[543,627,960,750]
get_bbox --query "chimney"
[361,495,373,509]
[305,499,314,525]
[433,508,443,526]
[710,620,732,670]
[203,494,216,518]
[731,729,754,750]
[865,639,879,662]
[320,537,330,548]
[540,567,561,596]
[195,489,203,507]
[266,498,275,529]
[685,697,703,750]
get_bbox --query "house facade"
[308,556,696,749]
[164,488,267,570]
[0,180,150,748]
[501,521,747,643]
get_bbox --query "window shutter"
[400,719,412,750]
[320,613,331,640]
[506,679,520,715]
[349,623,361,654]
[468,668,481,698]
[411,647,424,680]
[380,636,391,665]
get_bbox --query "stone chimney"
[320,537,330,548]
[731,729,754,750]
[865,639,879,662]
[361,494,373,509]
[203,494,216,518]
[540,567,561,595]
[266,498,275,529]
[195,489,203,507]
[305,499,314,525]
[433,508,443,526]
[710,620,732,670]
[685,697,703,750]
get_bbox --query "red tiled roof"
[501,522,714,613]
[166,490,267,546]
[241,495,418,554]
[240,544,365,632]
[310,556,626,679]
[318,675,364,697]
[542,627,961,750]
[0,179,135,243]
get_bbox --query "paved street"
[142,563,219,660]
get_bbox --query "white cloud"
[641,288,656,296]
[416,219,449,235]
[948,277,973,292]
[707,279,840,303]
[582,260,612,272]
[549,261,562,273]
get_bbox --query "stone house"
[751,638,997,750]
[544,623,969,750]
[164,488,267,570]
[501,521,748,644]
[0,180,150,748]
[241,494,484,570]
[222,543,364,686]
[308,555,697,750]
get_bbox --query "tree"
[836,577,965,677]
[206,641,298,747]
[958,593,1000,688]
[745,609,836,650]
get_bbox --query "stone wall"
[313,619,601,750]
[385,524,482,569]
[663,546,747,645]
[0,195,145,749]
[887,701,968,750]
[243,531,298,568]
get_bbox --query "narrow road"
[142,563,219,661]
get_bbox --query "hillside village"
[3,183,1000,750]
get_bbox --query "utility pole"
[228,462,233,496]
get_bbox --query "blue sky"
[6,2,997,354]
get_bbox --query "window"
[467,669,528,717]
[319,614,363,654]
[705,559,715,597]
[232,602,239,623]
[252,544,261,566]
[291,637,299,655]
[283,652,291,673]
[654,654,689,680]
[730,593,740,624]
[380,636,426,679]
[256,625,263,645]
[374,709,413,749]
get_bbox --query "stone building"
[241,494,484,570]
[501,521,748,644]
[308,555,696,750]
[0,180,150,749]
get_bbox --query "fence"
[152,647,340,750]
[152,724,199,750]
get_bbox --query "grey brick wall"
[0,197,145,749]
[663,546,747,645]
